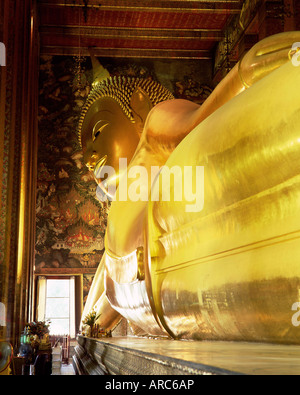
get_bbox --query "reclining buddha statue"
[79,32,300,343]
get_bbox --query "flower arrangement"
[82,309,101,337]
[22,320,51,353]
[82,309,100,328]
[25,320,51,339]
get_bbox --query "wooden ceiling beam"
[37,0,243,13]
[39,25,224,41]
[40,46,212,60]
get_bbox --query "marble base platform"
[73,335,300,375]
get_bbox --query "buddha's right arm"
[194,31,300,127]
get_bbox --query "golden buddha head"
[78,59,173,198]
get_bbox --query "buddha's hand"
[239,31,300,88]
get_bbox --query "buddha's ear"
[130,87,153,131]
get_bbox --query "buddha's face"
[80,97,140,199]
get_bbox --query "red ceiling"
[39,7,229,29]
[37,0,244,60]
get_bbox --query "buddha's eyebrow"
[92,120,109,141]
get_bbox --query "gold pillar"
[0,0,39,346]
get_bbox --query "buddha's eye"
[92,120,109,142]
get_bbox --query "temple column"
[0,0,39,347]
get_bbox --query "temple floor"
[73,336,300,375]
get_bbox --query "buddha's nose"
[85,151,100,172]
